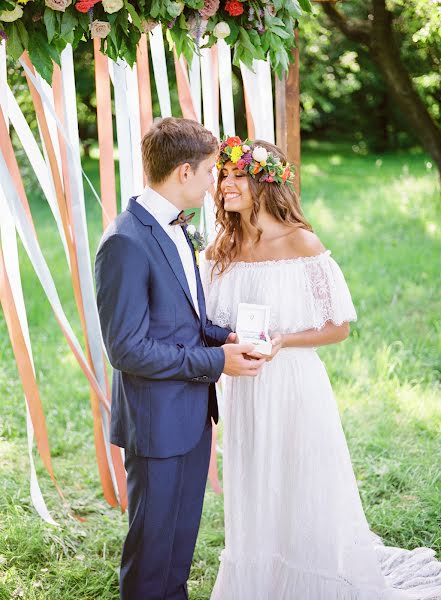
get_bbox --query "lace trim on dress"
[225,250,332,269]
[303,251,356,330]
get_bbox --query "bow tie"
[169,210,195,226]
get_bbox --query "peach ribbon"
[136,34,153,188]
[93,39,117,230]
[173,50,198,121]
[244,86,256,140]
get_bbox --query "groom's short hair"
[141,117,218,184]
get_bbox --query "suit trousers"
[120,422,212,600]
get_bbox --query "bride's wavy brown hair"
[211,140,313,276]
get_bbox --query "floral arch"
[0,0,325,521]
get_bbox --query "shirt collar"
[136,186,180,229]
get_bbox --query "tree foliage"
[318,0,441,171]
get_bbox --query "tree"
[321,0,441,174]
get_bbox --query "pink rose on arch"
[46,0,72,11]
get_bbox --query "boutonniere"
[186,224,208,266]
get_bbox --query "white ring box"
[236,303,272,355]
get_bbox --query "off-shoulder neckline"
[205,250,331,268]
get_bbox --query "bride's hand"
[246,333,284,362]
[266,333,283,361]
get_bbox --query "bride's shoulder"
[286,228,326,258]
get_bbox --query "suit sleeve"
[204,321,231,347]
[95,233,225,381]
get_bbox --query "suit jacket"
[95,197,230,458]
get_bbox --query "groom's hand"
[222,343,266,377]
[226,332,237,343]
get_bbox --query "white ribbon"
[199,45,220,240]
[217,40,235,137]
[111,60,135,210]
[200,45,220,139]
[38,75,63,182]
[125,63,144,195]
[240,60,275,143]
[189,52,202,123]
[149,26,172,118]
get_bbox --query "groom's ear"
[176,162,193,184]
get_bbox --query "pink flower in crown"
[236,158,246,170]
[199,0,219,18]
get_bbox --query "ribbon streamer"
[0,130,122,512]
[240,60,275,143]
[200,45,220,139]
[0,149,111,413]
[0,241,61,525]
[217,40,235,137]
[149,26,172,118]
[94,39,117,230]
[174,50,198,121]
[5,83,69,263]
[188,52,202,123]
[125,62,144,194]
[111,60,135,210]
[0,59,59,523]
[59,46,125,508]
[136,34,153,138]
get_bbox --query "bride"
[201,136,441,599]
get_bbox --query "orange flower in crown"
[217,136,295,186]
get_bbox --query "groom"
[95,117,264,600]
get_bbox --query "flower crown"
[216,136,295,185]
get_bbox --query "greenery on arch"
[0,0,312,82]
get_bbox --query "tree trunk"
[370,0,441,171]
[322,0,441,174]
[375,90,389,152]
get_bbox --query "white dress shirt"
[137,187,200,317]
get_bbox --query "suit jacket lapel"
[183,228,206,323]
[127,198,198,317]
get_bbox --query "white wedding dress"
[201,251,441,600]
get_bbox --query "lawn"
[0,145,440,599]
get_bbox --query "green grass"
[0,145,440,599]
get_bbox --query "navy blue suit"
[95,197,230,599]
